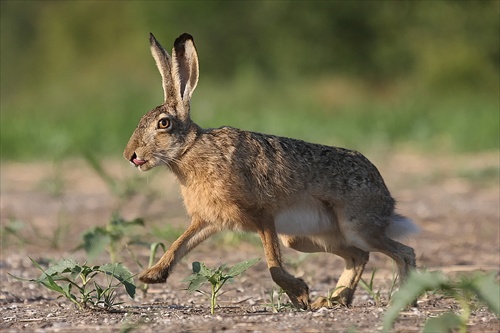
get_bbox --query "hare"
[124,33,418,310]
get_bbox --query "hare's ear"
[171,33,199,103]
[149,33,173,103]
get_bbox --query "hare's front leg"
[258,226,310,310]
[139,218,217,284]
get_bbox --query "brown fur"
[123,33,417,310]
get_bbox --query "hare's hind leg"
[310,246,369,309]
[258,227,310,310]
[329,247,369,306]
[369,236,416,285]
[367,236,417,306]
[280,235,368,309]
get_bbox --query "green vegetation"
[80,214,145,263]
[383,270,500,333]
[1,219,27,246]
[1,2,498,161]
[183,259,259,314]
[10,258,135,311]
[134,242,167,294]
[267,287,294,313]
[359,267,398,306]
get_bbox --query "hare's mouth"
[130,153,147,168]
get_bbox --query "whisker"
[153,152,179,168]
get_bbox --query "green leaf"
[38,275,67,294]
[24,258,81,307]
[423,312,463,333]
[192,261,212,277]
[182,274,199,283]
[30,259,74,290]
[94,281,105,299]
[10,258,69,288]
[40,258,78,277]
[383,271,448,333]
[148,242,166,268]
[226,258,259,277]
[61,283,77,302]
[109,214,144,231]
[186,274,209,292]
[208,273,221,286]
[471,273,500,315]
[125,217,144,228]
[218,264,228,273]
[192,261,202,274]
[81,227,110,260]
[99,263,136,299]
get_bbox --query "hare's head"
[124,33,199,171]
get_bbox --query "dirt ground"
[1,151,499,332]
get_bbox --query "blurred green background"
[1,1,499,161]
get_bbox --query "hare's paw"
[138,266,168,284]
[310,295,350,310]
[289,292,309,310]
[284,278,310,310]
[310,296,330,310]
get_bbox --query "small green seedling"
[80,213,144,262]
[1,219,27,246]
[266,287,295,312]
[359,269,382,306]
[183,258,259,314]
[359,264,399,306]
[10,258,135,310]
[382,270,500,333]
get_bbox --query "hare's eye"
[158,118,171,130]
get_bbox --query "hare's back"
[203,127,391,198]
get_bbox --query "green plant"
[359,269,382,306]
[127,241,166,294]
[382,270,500,333]
[267,287,295,313]
[324,285,348,307]
[1,219,27,246]
[9,258,135,310]
[359,266,398,306]
[183,258,259,314]
[80,213,144,262]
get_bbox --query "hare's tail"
[386,214,419,240]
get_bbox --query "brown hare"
[124,33,417,310]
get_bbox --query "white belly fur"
[274,198,334,236]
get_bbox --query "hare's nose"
[130,152,146,167]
